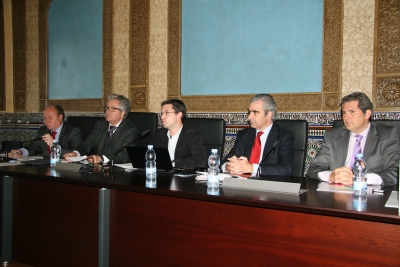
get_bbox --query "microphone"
[256,140,280,177]
[106,130,151,172]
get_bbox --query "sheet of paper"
[316,182,354,194]
[115,163,136,170]
[18,156,44,161]
[385,191,399,208]
[0,162,22,166]
[195,173,239,182]
[65,155,87,162]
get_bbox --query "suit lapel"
[363,123,378,158]
[244,128,256,158]
[58,124,66,144]
[262,124,278,158]
[335,129,350,167]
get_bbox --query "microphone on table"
[255,140,280,178]
[105,130,151,172]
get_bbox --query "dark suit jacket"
[307,122,400,185]
[77,119,139,164]
[222,123,295,176]
[150,125,207,168]
[24,122,83,156]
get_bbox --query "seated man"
[307,92,400,186]
[150,99,207,169]
[9,105,82,158]
[64,94,138,164]
[222,94,294,176]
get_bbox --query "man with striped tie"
[308,92,400,186]
[64,94,138,164]
[8,105,83,158]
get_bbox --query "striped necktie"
[349,134,363,167]
[108,126,117,139]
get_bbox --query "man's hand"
[226,156,253,174]
[41,133,54,148]
[8,150,23,158]
[329,167,353,186]
[64,152,78,162]
[87,155,102,164]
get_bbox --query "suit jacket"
[307,122,400,185]
[150,125,207,168]
[222,123,295,176]
[77,119,139,164]
[24,122,83,156]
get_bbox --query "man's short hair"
[340,92,373,121]
[47,105,65,120]
[161,99,187,122]
[250,94,278,120]
[107,94,131,118]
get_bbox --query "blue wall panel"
[181,0,323,95]
[48,0,103,99]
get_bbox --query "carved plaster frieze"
[376,76,400,107]
[131,87,147,110]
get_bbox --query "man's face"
[43,107,63,131]
[247,100,272,130]
[160,104,181,130]
[342,100,371,134]
[105,99,125,125]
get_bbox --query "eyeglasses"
[103,106,122,112]
[160,111,177,117]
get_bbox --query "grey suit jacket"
[77,119,138,164]
[307,122,400,185]
[24,122,83,156]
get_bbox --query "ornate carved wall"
[167,0,343,111]
[374,0,400,110]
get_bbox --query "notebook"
[127,147,174,171]
[23,159,50,166]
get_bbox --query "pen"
[372,188,387,194]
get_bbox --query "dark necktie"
[349,135,363,167]
[108,126,117,139]
[249,131,264,164]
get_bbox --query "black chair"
[333,119,400,142]
[1,141,23,152]
[184,118,226,161]
[126,112,158,147]
[67,116,104,139]
[274,120,308,177]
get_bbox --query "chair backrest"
[333,120,400,143]
[184,118,226,161]
[67,116,104,139]
[274,120,308,177]
[126,112,159,147]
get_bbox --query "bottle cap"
[148,145,153,149]
[356,153,363,158]
[211,149,217,153]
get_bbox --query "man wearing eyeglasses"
[150,99,207,168]
[64,94,138,164]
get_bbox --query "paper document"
[18,156,43,161]
[0,162,21,166]
[65,155,87,162]
[115,163,136,170]
[195,173,239,181]
[385,191,398,208]
[316,182,354,194]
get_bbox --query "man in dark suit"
[150,99,207,169]
[308,92,400,186]
[9,105,83,158]
[64,94,138,164]
[222,94,294,176]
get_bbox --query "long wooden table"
[1,164,399,267]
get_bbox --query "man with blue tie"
[221,94,294,176]
[8,105,82,158]
[64,94,138,164]
[307,92,400,186]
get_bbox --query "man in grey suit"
[9,105,82,158]
[221,94,294,176]
[64,94,138,164]
[308,92,400,186]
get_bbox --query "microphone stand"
[105,130,151,172]
[255,140,280,178]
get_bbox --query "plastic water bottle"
[352,153,367,197]
[145,145,157,179]
[50,140,61,167]
[207,149,220,188]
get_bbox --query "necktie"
[349,135,363,167]
[108,126,117,139]
[249,131,264,164]
[48,131,57,153]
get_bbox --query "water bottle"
[207,149,220,189]
[145,145,157,179]
[50,140,61,167]
[352,153,367,197]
